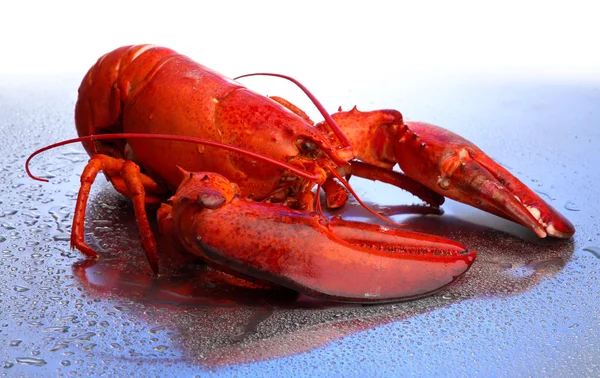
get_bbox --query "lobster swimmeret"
[28,45,574,303]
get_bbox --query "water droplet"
[15,357,47,366]
[22,211,40,219]
[58,315,78,323]
[154,345,169,352]
[94,226,112,234]
[64,331,96,342]
[529,257,565,271]
[49,342,69,352]
[1,222,16,230]
[43,326,70,333]
[9,340,22,347]
[48,206,70,231]
[148,326,166,335]
[2,361,14,369]
[564,201,580,211]
[81,343,96,352]
[583,246,600,259]
[14,285,30,292]
[62,147,86,156]
[441,292,459,300]
[535,190,555,201]
[52,234,70,242]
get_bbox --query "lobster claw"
[396,121,575,239]
[160,170,476,303]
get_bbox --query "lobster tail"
[75,45,177,155]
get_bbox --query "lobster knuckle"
[197,190,226,210]
[171,171,239,211]
[328,108,401,169]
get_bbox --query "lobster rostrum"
[27,45,574,303]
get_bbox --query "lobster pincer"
[396,121,574,238]
[157,169,475,303]
[324,108,575,239]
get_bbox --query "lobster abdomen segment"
[75,45,177,153]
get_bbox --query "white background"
[2,0,598,78]
[2,0,599,121]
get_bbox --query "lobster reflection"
[73,209,573,367]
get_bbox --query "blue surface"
[0,74,598,377]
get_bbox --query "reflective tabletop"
[0,73,598,377]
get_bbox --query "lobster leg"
[268,96,314,124]
[321,178,349,209]
[120,161,159,272]
[72,154,166,272]
[162,169,476,303]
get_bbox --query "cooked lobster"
[27,45,574,303]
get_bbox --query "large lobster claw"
[158,169,475,303]
[327,109,575,239]
[396,121,575,239]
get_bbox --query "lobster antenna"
[234,73,352,154]
[25,133,323,183]
[27,134,404,227]
[327,167,405,228]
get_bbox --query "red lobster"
[27,45,574,303]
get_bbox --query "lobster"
[26,45,575,303]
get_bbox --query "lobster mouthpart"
[396,122,575,239]
[162,170,475,303]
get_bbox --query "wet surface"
[1,74,599,377]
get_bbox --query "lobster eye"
[296,138,317,153]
